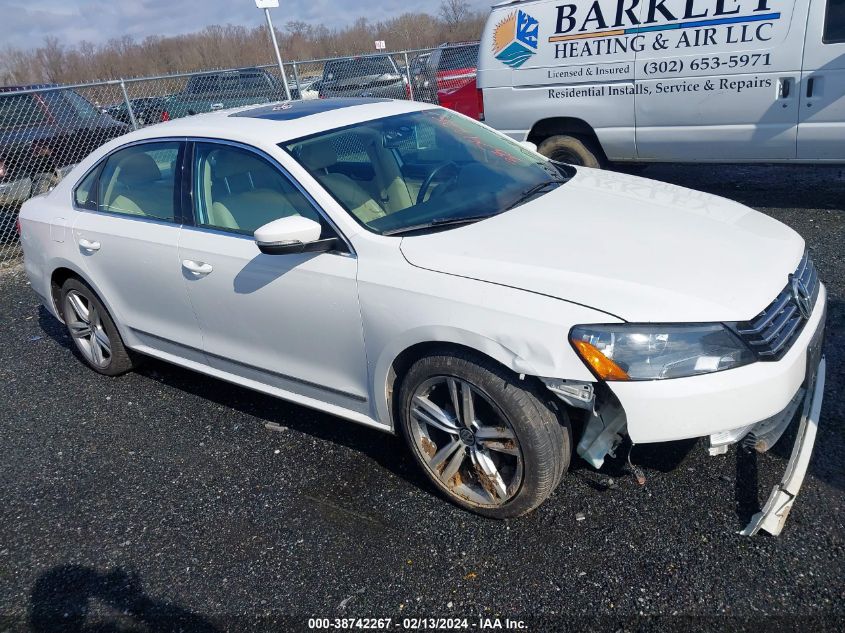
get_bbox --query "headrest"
[117,152,161,184]
[212,150,268,179]
[298,141,338,171]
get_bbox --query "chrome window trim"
[185,136,356,257]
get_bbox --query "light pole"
[255,0,292,101]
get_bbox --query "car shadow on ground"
[36,306,430,493]
[29,565,218,633]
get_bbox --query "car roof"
[112,98,437,147]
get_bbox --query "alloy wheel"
[64,290,112,369]
[409,376,524,507]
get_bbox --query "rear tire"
[537,134,604,168]
[398,350,571,519]
[60,278,136,376]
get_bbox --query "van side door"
[798,0,845,159]
[634,0,810,161]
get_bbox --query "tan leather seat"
[204,151,300,233]
[103,152,174,220]
[298,140,386,224]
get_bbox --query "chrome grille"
[734,251,820,361]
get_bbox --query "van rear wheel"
[538,134,603,168]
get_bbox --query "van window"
[825,0,845,43]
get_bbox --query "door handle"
[806,76,816,99]
[778,77,791,99]
[78,238,101,251]
[182,260,213,276]
[210,103,224,111]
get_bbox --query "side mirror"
[254,216,337,255]
[519,140,539,153]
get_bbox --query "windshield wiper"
[505,180,562,211]
[383,213,500,236]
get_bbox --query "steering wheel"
[417,161,460,205]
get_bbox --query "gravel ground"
[0,164,843,632]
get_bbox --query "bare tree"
[0,7,486,86]
[35,37,66,83]
[439,0,470,34]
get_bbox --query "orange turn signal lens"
[572,340,631,382]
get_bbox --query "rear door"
[635,0,809,161]
[798,0,845,159]
[71,139,205,361]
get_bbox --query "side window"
[825,0,845,43]
[97,142,182,221]
[193,143,323,235]
[74,165,100,210]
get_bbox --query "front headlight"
[570,324,756,381]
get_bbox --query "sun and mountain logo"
[493,9,539,69]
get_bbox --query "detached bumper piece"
[741,357,825,537]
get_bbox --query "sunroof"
[230,98,391,121]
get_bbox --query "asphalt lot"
[1,163,843,632]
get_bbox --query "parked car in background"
[167,68,285,118]
[408,52,432,99]
[478,0,845,167]
[319,55,408,99]
[105,97,171,127]
[296,77,322,101]
[0,85,128,208]
[437,78,484,120]
[19,99,826,533]
[414,42,479,104]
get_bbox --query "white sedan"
[19,98,826,531]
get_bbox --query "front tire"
[60,278,136,376]
[398,351,571,519]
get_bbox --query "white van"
[478,0,845,166]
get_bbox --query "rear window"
[0,94,47,129]
[326,57,396,79]
[61,91,99,120]
[825,0,845,43]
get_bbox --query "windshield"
[282,110,573,235]
[326,57,397,79]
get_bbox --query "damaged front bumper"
[541,294,827,537]
[740,356,825,536]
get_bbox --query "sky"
[0,0,495,51]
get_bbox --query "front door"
[798,0,845,159]
[72,140,206,361]
[178,141,369,412]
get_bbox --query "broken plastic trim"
[575,387,626,470]
[741,357,825,537]
[541,378,594,410]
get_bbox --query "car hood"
[399,168,804,323]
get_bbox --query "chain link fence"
[0,42,479,268]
